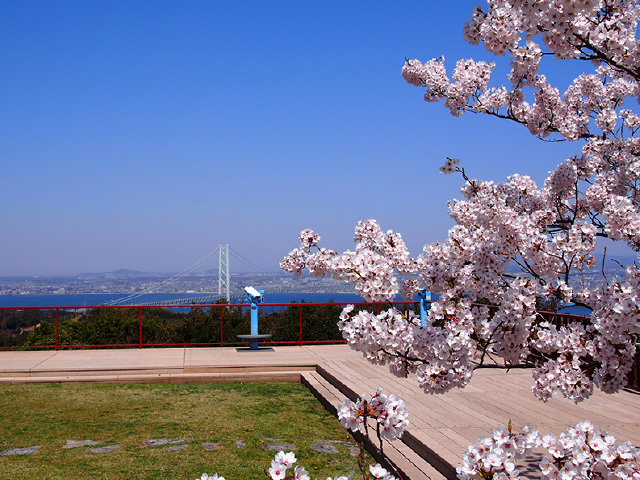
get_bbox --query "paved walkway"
[1,345,639,479]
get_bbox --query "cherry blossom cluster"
[281,2,640,479]
[197,451,397,480]
[457,421,640,480]
[439,157,460,174]
[337,387,409,442]
[457,422,540,479]
[365,464,397,480]
[337,305,419,370]
[283,1,640,405]
[403,2,640,142]
[280,230,332,278]
[325,464,397,480]
[283,203,636,402]
[267,451,309,480]
[194,423,638,480]
[281,220,415,302]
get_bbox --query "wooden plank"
[403,429,461,479]
[302,371,448,480]
[4,345,640,480]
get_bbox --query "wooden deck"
[0,345,638,479]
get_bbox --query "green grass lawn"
[0,382,366,480]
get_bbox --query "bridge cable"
[229,247,268,273]
[106,246,220,305]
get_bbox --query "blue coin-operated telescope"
[417,289,431,327]
[237,286,272,350]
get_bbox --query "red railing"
[1,301,637,390]
[0,301,414,351]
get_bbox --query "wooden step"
[315,364,457,480]
[302,370,448,480]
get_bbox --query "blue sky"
[0,1,613,275]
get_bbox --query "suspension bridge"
[114,285,356,306]
[104,245,260,306]
[102,245,354,307]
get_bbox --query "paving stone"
[145,439,188,447]
[88,445,121,454]
[318,439,358,447]
[167,444,188,451]
[349,446,360,457]
[0,446,39,456]
[63,440,98,449]
[201,442,222,451]
[309,444,339,454]
[235,440,246,448]
[262,443,296,452]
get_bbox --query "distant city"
[0,254,632,297]
[0,270,355,296]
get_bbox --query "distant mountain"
[108,269,146,276]
[77,269,152,278]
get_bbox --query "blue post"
[417,289,431,327]
[248,289,264,350]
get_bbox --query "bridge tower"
[218,244,230,303]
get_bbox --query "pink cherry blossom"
[284,0,640,406]
[282,2,640,478]
[337,387,409,442]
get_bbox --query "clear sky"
[0,1,618,276]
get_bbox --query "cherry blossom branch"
[574,32,640,82]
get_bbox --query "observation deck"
[1,345,638,480]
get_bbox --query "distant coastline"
[0,292,590,317]
[0,292,381,308]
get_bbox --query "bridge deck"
[0,345,638,479]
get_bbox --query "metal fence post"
[220,306,224,348]
[55,308,59,351]
[299,305,303,346]
[139,307,143,349]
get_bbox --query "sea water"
[0,292,377,308]
[0,292,590,316]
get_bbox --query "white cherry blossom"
[281,2,640,478]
